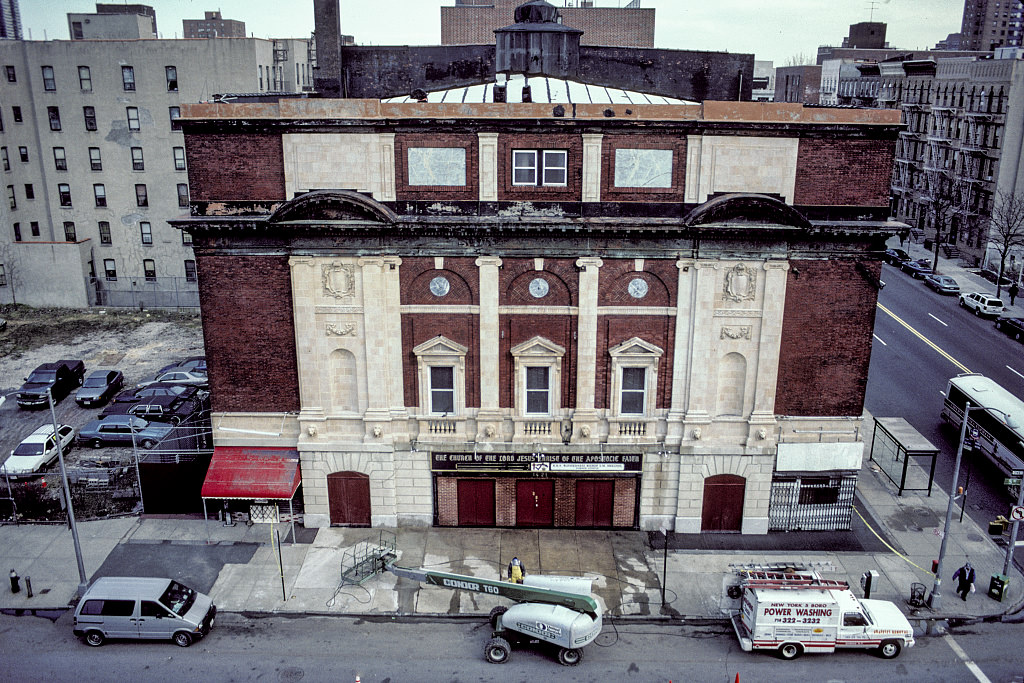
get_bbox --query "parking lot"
[1,317,205,518]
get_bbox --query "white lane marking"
[929,313,949,327]
[1008,365,1024,380]
[943,634,992,683]
[873,334,888,346]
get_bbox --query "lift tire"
[484,637,511,664]
[878,640,902,659]
[778,642,803,660]
[141,439,156,449]
[84,630,105,647]
[173,631,192,648]
[557,647,584,666]
[489,605,508,629]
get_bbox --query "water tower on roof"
[494,0,583,78]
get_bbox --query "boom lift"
[341,532,604,666]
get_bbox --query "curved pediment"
[683,193,811,230]
[267,190,398,224]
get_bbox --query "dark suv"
[17,360,86,408]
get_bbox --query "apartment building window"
[58,183,71,207]
[23,184,33,200]
[63,221,76,241]
[30,221,39,237]
[259,65,263,90]
[126,107,140,131]
[93,184,106,207]
[173,146,186,170]
[5,66,14,82]
[184,259,197,281]
[135,184,148,207]
[121,66,135,91]
[181,229,193,245]
[512,149,567,186]
[0,264,5,286]
[83,106,97,131]
[7,185,15,209]
[98,221,111,245]
[53,147,66,170]
[18,146,27,162]
[41,66,55,91]
[131,146,144,171]
[169,106,181,131]
[139,221,152,244]
[78,66,92,91]
[177,183,189,207]
[12,106,21,123]
[1,147,7,171]
[143,259,156,281]
[89,147,102,170]
[47,106,61,131]
[165,66,178,92]
[11,222,20,241]
[0,109,4,130]
[104,258,117,281]
[71,21,84,39]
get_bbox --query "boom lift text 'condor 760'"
[340,532,604,666]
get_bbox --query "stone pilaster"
[475,256,503,438]
[573,257,603,441]
[683,261,717,435]
[582,134,603,202]
[478,133,499,202]
[747,261,788,447]
[358,256,399,442]
[378,133,396,201]
[666,259,696,445]
[289,256,325,424]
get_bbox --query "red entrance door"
[575,480,614,527]
[516,480,554,527]
[701,474,745,532]
[327,471,371,526]
[457,479,496,526]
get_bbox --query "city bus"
[941,374,1024,498]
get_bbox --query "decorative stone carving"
[691,427,702,440]
[628,278,649,299]
[581,425,591,438]
[372,426,383,438]
[723,264,756,302]
[484,425,496,438]
[307,425,318,437]
[756,428,767,440]
[326,322,357,336]
[322,264,356,299]
[720,325,752,340]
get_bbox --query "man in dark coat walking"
[953,562,976,601]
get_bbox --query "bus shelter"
[870,417,939,496]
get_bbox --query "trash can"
[988,573,1009,602]
[924,238,933,250]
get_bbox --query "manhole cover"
[279,667,304,682]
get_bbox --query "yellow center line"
[876,303,972,374]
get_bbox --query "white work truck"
[721,565,915,660]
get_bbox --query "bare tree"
[784,52,814,67]
[921,169,971,274]
[0,242,21,305]
[987,190,1024,298]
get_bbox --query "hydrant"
[9,569,20,593]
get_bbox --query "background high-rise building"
[0,0,22,40]
[960,0,1023,51]
[441,0,655,48]
[183,10,246,39]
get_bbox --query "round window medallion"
[529,277,550,298]
[628,278,649,299]
[429,276,450,297]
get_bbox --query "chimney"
[313,0,343,97]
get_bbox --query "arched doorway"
[701,474,745,532]
[327,471,371,526]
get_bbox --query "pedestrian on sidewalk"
[952,562,976,601]
[1009,282,1019,306]
[507,557,525,584]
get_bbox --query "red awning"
[201,447,301,500]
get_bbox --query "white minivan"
[73,577,216,647]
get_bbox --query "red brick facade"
[600,135,687,202]
[195,253,300,413]
[498,134,583,202]
[395,133,479,201]
[774,259,880,416]
[596,315,675,411]
[184,133,286,201]
[793,138,897,206]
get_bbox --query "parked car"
[959,292,1006,318]
[900,259,934,279]
[75,370,125,407]
[107,383,207,409]
[5,424,75,477]
[101,394,203,425]
[16,360,86,408]
[884,248,912,266]
[923,274,961,295]
[158,356,207,376]
[77,415,174,449]
[994,316,1024,342]
[136,370,209,390]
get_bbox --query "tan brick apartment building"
[176,98,902,534]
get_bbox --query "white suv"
[6,423,76,477]
[959,292,1006,318]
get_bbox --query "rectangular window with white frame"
[165,66,178,92]
[98,221,111,245]
[0,264,5,286]
[53,147,66,170]
[184,259,197,281]
[63,221,76,241]
[78,65,91,91]
[173,146,186,171]
[512,149,567,186]
[126,107,140,131]
[41,65,55,91]
[1,147,7,171]
[143,259,156,281]
[413,336,469,419]
[121,66,135,91]
[429,366,455,414]
[619,367,647,415]
[177,183,189,207]
[104,258,117,281]
[139,221,152,244]
[89,147,101,170]
[93,184,106,207]
[83,106,97,131]
[608,336,663,419]
[525,366,550,415]
[131,146,144,171]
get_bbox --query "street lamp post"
[47,388,90,598]
[1003,477,1024,578]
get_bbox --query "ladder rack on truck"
[736,571,850,591]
